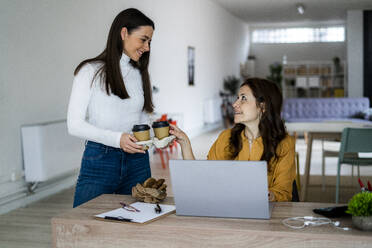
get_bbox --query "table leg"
[301,133,313,202]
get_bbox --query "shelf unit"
[282,60,347,98]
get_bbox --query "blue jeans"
[73,141,151,208]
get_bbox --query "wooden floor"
[1,128,371,248]
[0,188,74,248]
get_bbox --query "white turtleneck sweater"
[67,53,149,148]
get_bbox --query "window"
[252,26,345,44]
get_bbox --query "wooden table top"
[52,194,372,241]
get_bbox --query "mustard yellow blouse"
[207,129,296,201]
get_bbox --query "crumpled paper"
[132,177,167,203]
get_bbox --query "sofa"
[282,97,372,123]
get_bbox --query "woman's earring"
[259,110,265,120]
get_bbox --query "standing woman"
[67,8,155,207]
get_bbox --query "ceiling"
[211,0,372,23]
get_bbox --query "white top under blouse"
[67,53,149,148]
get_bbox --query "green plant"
[333,56,342,74]
[267,62,282,89]
[223,75,240,95]
[346,191,372,216]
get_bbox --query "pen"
[120,202,140,212]
[155,204,162,214]
[104,216,132,222]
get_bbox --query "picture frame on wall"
[188,46,195,86]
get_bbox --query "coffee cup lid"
[132,124,150,132]
[152,121,169,128]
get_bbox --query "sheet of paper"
[95,202,176,224]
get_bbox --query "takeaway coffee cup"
[132,124,151,141]
[152,121,170,140]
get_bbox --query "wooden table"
[52,194,372,248]
[286,121,372,202]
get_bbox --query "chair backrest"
[339,128,372,161]
[292,180,299,202]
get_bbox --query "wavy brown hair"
[228,78,286,168]
[74,8,154,113]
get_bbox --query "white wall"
[249,22,346,79]
[0,0,248,195]
[347,10,364,97]
[147,0,249,133]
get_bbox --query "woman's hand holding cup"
[169,124,195,160]
[120,133,145,154]
[169,124,190,147]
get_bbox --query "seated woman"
[170,78,296,201]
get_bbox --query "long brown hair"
[74,8,154,113]
[228,78,286,167]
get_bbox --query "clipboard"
[94,202,176,224]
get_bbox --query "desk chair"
[335,128,372,203]
[292,180,300,202]
[285,134,300,202]
[292,133,301,192]
[295,152,301,192]
[292,151,301,202]
[155,148,169,169]
[321,139,341,191]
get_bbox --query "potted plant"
[220,75,240,128]
[267,62,283,90]
[223,75,240,95]
[346,191,372,231]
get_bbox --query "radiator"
[21,120,84,182]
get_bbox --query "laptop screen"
[169,159,271,219]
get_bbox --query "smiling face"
[121,25,153,62]
[232,85,263,127]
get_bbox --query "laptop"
[169,160,273,219]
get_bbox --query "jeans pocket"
[83,144,106,161]
[128,150,149,160]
